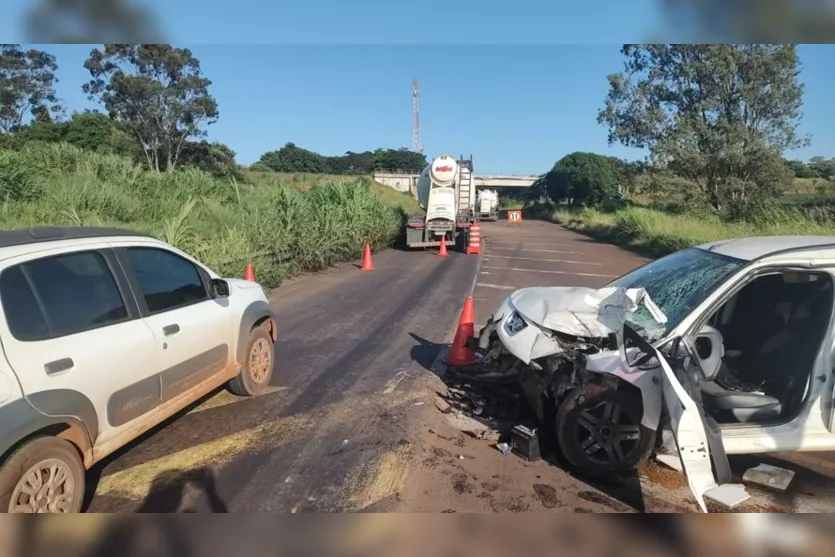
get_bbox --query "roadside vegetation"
[523,45,835,258]
[0,143,406,286]
[0,44,421,287]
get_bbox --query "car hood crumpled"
[509,286,668,338]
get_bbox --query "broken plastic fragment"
[496,442,511,455]
[655,453,683,472]
[743,463,796,491]
[704,484,750,509]
[624,288,668,325]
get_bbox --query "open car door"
[621,326,732,512]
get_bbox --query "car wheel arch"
[1,420,93,471]
[235,301,278,364]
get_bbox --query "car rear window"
[0,251,129,341]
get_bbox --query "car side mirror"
[211,278,230,298]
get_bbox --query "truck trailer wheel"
[555,383,654,478]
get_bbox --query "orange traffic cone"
[361,243,374,271]
[438,237,449,257]
[244,263,255,281]
[447,296,476,367]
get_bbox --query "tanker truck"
[476,189,499,221]
[405,154,475,249]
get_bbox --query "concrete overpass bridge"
[373,172,540,193]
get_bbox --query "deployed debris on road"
[743,463,796,491]
[655,453,683,472]
[510,424,541,462]
[704,484,751,509]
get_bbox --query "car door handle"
[45,358,74,376]
[163,324,180,336]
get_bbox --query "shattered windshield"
[606,248,745,342]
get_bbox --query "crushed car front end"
[465,285,672,477]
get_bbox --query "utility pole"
[412,77,422,154]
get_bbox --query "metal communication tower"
[412,77,422,154]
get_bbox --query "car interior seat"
[701,275,832,424]
[700,312,786,424]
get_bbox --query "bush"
[534,204,835,259]
[0,142,407,287]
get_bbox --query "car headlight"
[504,312,527,336]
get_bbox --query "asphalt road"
[87,246,478,512]
[85,215,835,513]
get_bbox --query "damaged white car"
[472,236,835,512]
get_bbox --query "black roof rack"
[0,226,151,249]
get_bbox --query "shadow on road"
[408,332,444,373]
[137,467,228,513]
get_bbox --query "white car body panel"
[585,350,663,431]
[510,286,667,339]
[653,347,718,513]
[0,232,276,474]
[0,241,163,445]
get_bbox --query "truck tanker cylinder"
[406,153,474,249]
[476,189,499,220]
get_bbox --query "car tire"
[555,383,654,479]
[228,327,274,396]
[0,436,85,513]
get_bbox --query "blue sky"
[3,3,834,173]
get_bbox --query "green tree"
[545,152,619,207]
[83,44,219,173]
[178,140,243,180]
[257,143,331,173]
[11,110,140,159]
[785,159,815,179]
[808,156,835,181]
[599,44,806,211]
[255,145,427,174]
[0,44,62,134]
[373,148,427,173]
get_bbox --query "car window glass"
[1,251,128,341]
[0,266,49,340]
[607,248,745,342]
[126,248,207,313]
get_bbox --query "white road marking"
[484,254,602,266]
[475,283,517,290]
[485,242,573,248]
[488,247,583,255]
[481,265,616,278]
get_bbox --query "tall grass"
[0,143,407,287]
[526,200,835,258]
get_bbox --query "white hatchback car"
[0,227,278,513]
